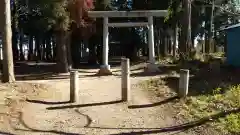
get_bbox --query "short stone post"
[178,69,189,98]
[121,58,130,102]
[70,71,79,103]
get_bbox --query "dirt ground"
[0,65,220,135]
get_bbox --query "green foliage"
[44,0,70,31]
[28,0,70,32]
[218,114,240,133]
[164,0,182,24]
[184,85,240,134]
[139,76,240,134]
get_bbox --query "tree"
[51,0,71,73]
[11,0,19,61]
[25,0,95,72]
[179,0,192,60]
[0,0,15,83]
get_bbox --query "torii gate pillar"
[145,16,160,73]
[98,17,112,75]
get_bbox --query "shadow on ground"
[0,131,15,135]
[47,100,123,110]
[10,62,123,81]
[75,109,93,127]
[26,99,72,105]
[30,96,178,110]
[105,108,240,135]
[14,72,121,81]
[128,96,179,109]
[4,60,146,81]
[130,64,179,77]
[7,99,240,135]
[12,112,83,135]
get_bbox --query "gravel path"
[10,68,195,135]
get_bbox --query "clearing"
[0,62,232,135]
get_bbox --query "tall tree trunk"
[12,0,19,61]
[43,38,47,61]
[88,36,98,65]
[191,34,195,47]
[179,0,192,60]
[42,38,45,61]
[35,37,41,62]
[12,29,19,61]
[28,35,34,60]
[205,2,214,54]
[66,32,72,68]
[161,34,168,57]
[97,38,103,64]
[1,0,15,82]
[168,37,172,55]
[70,27,81,68]
[156,28,161,58]
[160,33,164,57]
[45,36,52,61]
[19,29,25,61]
[224,34,227,57]
[213,30,217,52]
[52,37,57,62]
[40,39,44,61]
[56,30,68,73]
[173,25,178,58]
[209,0,215,53]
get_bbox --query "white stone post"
[121,58,130,102]
[70,71,79,102]
[178,69,189,98]
[148,16,155,64]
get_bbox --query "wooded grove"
[0,0,240,82]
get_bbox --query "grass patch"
[139,78,240,134]
[137,78,177,98]
[185,85,240,134]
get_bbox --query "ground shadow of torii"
[94,108,240,135]
[10,108,240,135]
[44,100,239,134]
[31,98,239,134]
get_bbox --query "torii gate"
[88,10,168,74]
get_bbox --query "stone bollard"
[121,58,130,102]
[178,69,189,98]
[70,71,79,103]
